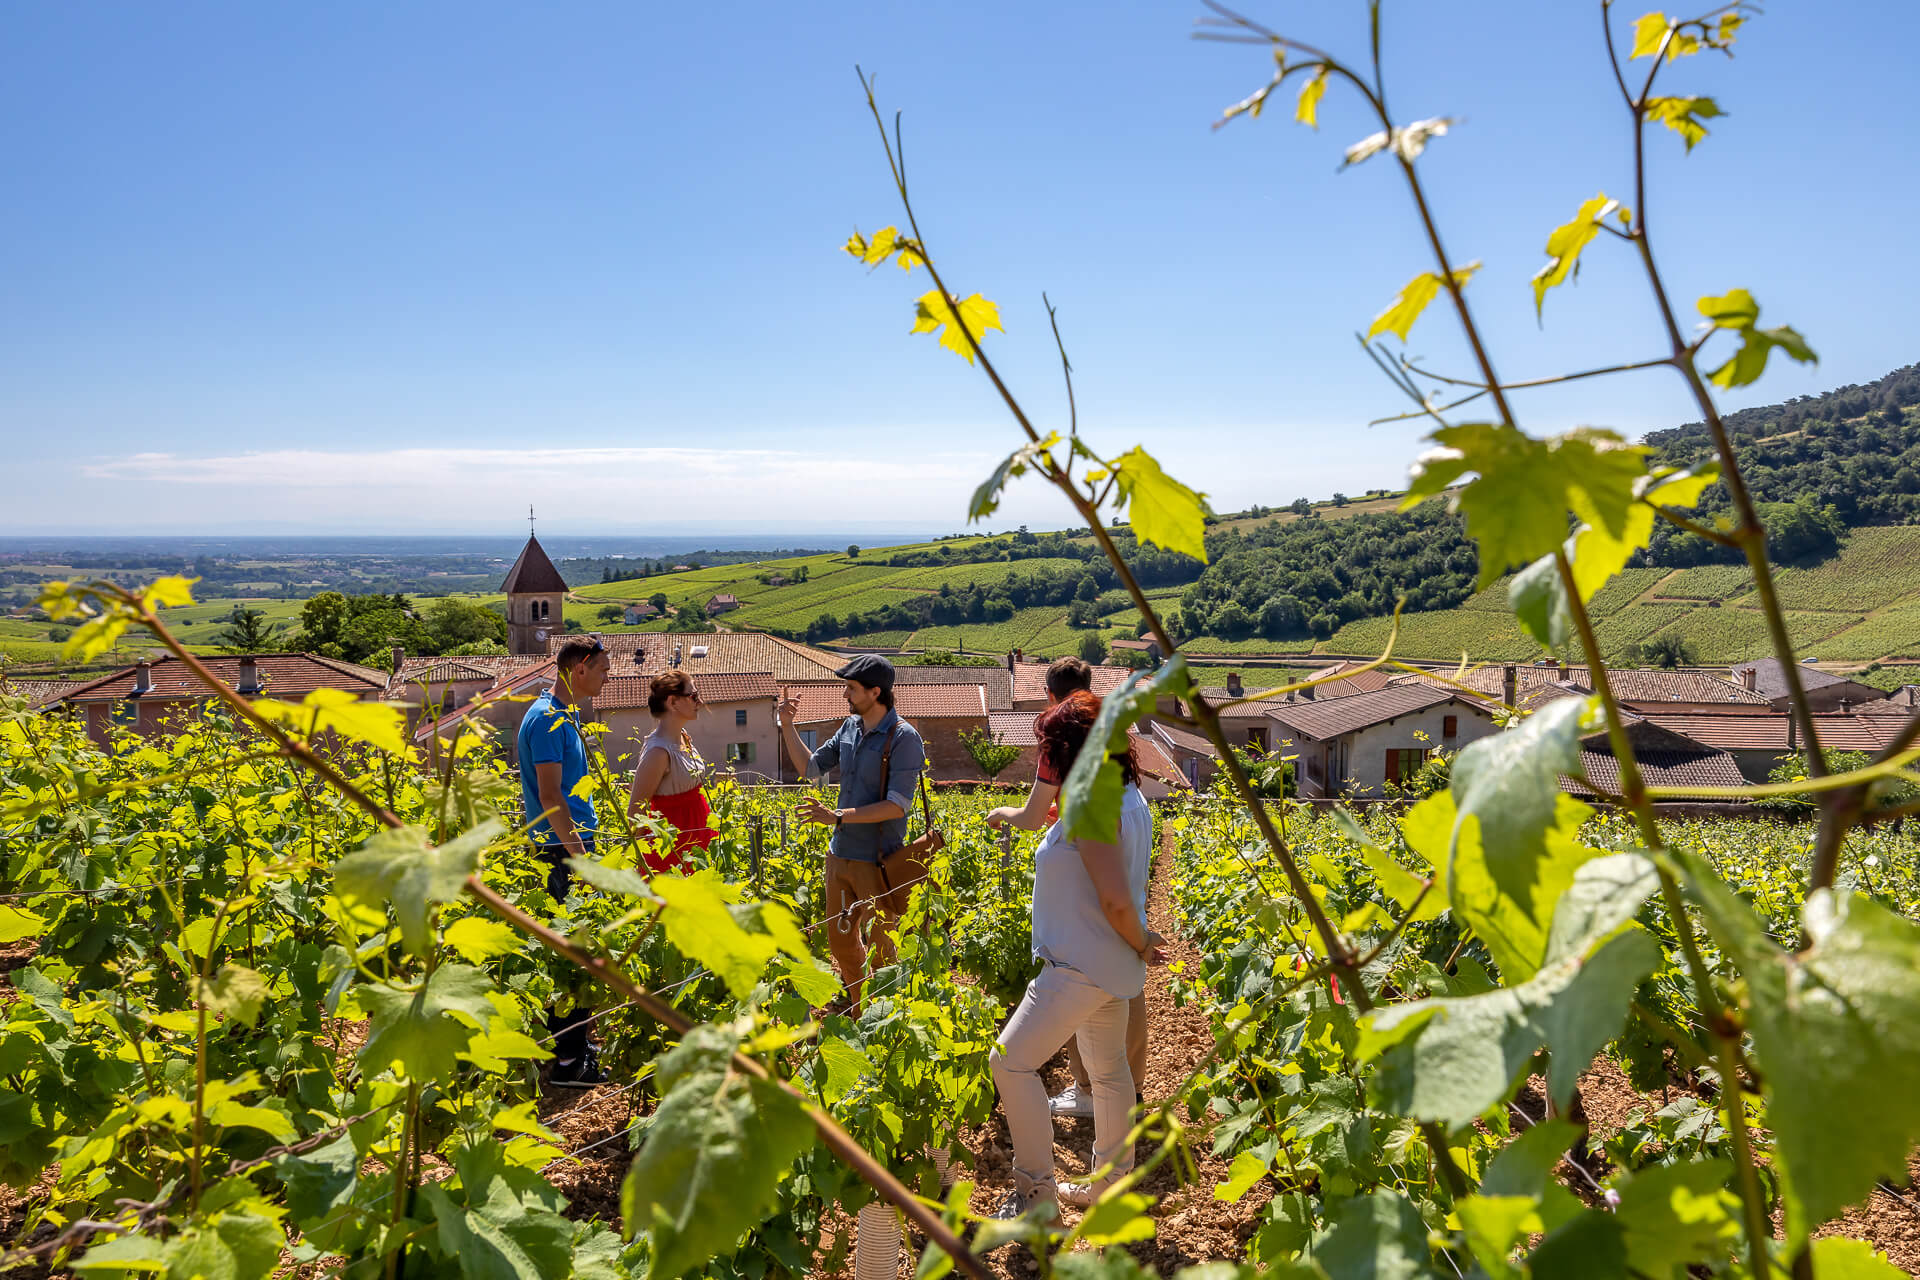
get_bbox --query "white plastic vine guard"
[854,1200,902,1280]
[929,1145,951,1186]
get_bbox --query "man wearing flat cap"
[776,654,926,1010]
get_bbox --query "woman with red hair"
[988,690,1165,1219]
[626,670,717,872]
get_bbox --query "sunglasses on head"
[584,633,607,654]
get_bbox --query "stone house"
[779,681,990,783]
[55,654,389,748]
[589,672,780,782]
[1264,683,1500,798]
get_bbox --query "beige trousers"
[989,963,1136,1193]
[1067,991,1148,1094]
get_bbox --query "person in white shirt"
[988,655,1152,1121]
[988,689,1166,1219]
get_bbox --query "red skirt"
[645,786,714,873]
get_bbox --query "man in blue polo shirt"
[776,654,926,1011]
[517,635,611,1087]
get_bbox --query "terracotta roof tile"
[1009,661,1132,704]
[571,632,844,682]
[895,684,988,718]
[1150,721,1219,758]
[1401,664,1769,707]
[1639,708,1913,753]
[1267,683,1485,741]
[57,654,388,704]
[778,681,987,725]
[1130,730,1187,787]
[895,665,1014,711]
[411,658,558,743]
[593,671,779,711]
[987,710,1042,746]
[1729,657,1867,700]
[4,679,88,708]
[1570,745,1747,797]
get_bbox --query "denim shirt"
[808,708,925,864]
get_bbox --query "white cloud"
[65,443,1065,531]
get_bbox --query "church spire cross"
[528,504,537,537]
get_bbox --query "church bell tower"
[502,511,568,656]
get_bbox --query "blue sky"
[3,2,1913,536]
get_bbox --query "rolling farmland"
[1305,527,1920,666]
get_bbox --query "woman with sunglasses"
[627,670,716,872]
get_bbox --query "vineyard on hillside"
[7,4,1920,1280]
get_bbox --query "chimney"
[236,656,261,695]
[1556,658,1568,679]
[132,659,154,696]
[1226,672,1243,698]
[1502,663,1518,708]
[1739,666,1757,692]
[1839,697,1853,716]
[671,644,681,668]
[390,644,405,676]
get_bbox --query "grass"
[1653,565,1753,601]
[1316,609,1536,661]
[904,610,1062,655]
[1180,635,1320,656]
[1590,603,1696,659]
[1653,608,1864,663]
[1749,527,1920,612]
[1810,606,1920,662]
[1209,493,1407,535]
[1588,567,1669,615]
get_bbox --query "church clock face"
[534,628,549,643]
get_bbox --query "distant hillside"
[1648,362,1920,532]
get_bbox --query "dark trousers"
[539,845,593,1061]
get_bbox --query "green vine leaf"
[1678,868,1920,1244]
[1403,423,1649,585]
[0,904,47,945]
[1697,289,1818,388]
[1109,447,1210,563]
[255,687,409,756]
[353,963,494,1081]
[1808,1238,1909,1279]
[1367,262,1480,343]
[1613,1159,1742,1278]
[1446,696,1595,917]
[1644,96,1723,150]
[196,963,270,1029]
[1531,194,1628,318]
[1315,1191,1444,1279]
[970,434,1060,523]
[652,873,785,1000]
[911,290,1003,364]
[334,820,501,957]
[1078,1192,1157,1245]
[620,1024,816,1278]
[1509,460,1717,649]
[1359,912,1658,1126]
[1061,658,1192,844]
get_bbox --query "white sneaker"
[1057,1180,1097,1208]
[1048,1083,1095,1118]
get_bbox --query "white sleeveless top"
[640,728,706,795]
[1030,785,1153,998]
